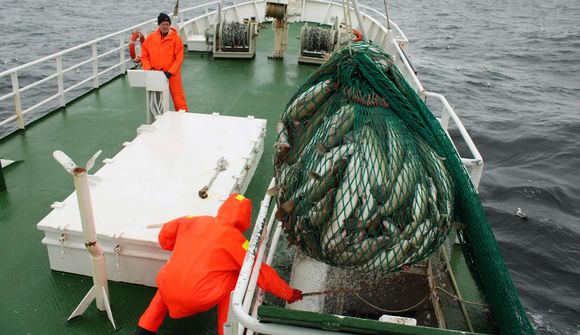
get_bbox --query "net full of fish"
[271,42,456,272]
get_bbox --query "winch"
[298,20,360,64]
[205,2,259,59]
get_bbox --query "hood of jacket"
[217,193,252,232]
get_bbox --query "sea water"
[0,0,579,333]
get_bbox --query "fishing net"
[273,42,534,334]
[273,43,454,272]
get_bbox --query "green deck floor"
[0,22,488,334]
[0,23,316,335]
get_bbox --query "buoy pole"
[53,150,116,330]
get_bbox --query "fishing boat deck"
[263,234,493,334]
[36,111,266,287]
[0,23,316,335]
[0,22,488,334]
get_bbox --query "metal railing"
[228,178,359,335]
[0,25,143,131]
[227,3,484,334]
[362,5,483,189]
[422,91,484,189]
[0,0,482,190]
[0,1,221,137]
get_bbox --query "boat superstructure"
[0,1,534,334]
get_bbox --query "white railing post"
[472,162,483,190]
[441,104,450,130]
[242,205,278,314]
[119,35,126,74]
[224,291,239,335]
[56,55,65,107]
[350,0,368,41]
[92,43,99,88]
[10,72,25,129]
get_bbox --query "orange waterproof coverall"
[141,27,188,111]
[138,194,296,334]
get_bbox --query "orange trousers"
[137,290,230,335]
[137,291,166,333]
[168,73,188,111]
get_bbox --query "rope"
[173,0,179,17]
[383,0,391,30]
[354,292,430,314]
[148,91,164,118]
[441,247,474,332]
[265,3,286,20]
[342,0,353,55]
[437,286,488,307]
[303,27,333,52]
[221,22,248,48]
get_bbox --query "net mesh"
[272,42,534,334]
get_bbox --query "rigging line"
[149,91,163,118]
[341,0,349,32]
[354,292,429,314]
[437,286,488,307]
[441,246,474,332]
[383,0,391,30]
[173,0,180,17]
[342,0,353,55]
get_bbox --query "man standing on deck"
[135,193,303,335]
[141,12,188,112]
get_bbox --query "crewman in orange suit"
[135,193,303,335]
[141,13,188,112]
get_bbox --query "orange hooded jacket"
[140,27,188,111]
[138,193,294,334]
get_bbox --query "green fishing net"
[273,43,454,272]
[273,42,534,334]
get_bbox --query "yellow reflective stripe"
[185,215,194,218]
[235,194,245,201]
[242,240,249,251]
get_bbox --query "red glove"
[287,289,303,304]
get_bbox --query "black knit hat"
[157,13,171,25]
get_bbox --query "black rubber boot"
[134,326,156,335]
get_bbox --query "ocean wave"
[1,0,579,332]
[530,313,569,335]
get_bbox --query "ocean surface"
[1,0,579,333]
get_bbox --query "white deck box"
[37,112,266,287]
[186,35,209,52]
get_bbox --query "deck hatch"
[37,111,266,286]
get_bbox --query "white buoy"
[515,207,528,220]
[53,150,116,330]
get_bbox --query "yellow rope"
[437,286,488,307]
[265,3,285,20]
[354,292,429,314]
